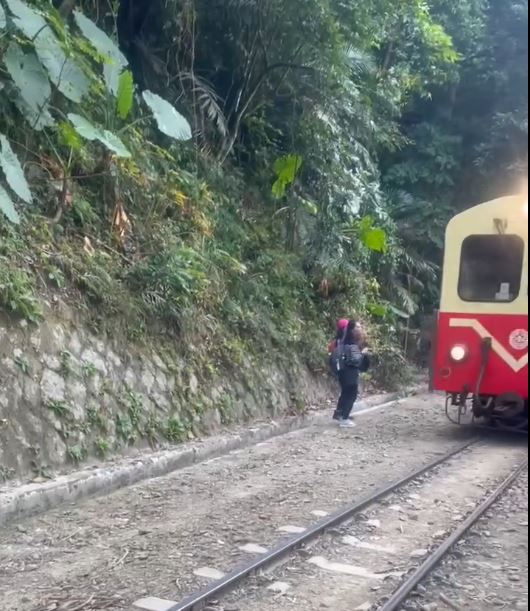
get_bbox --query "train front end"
[432,195,529,431]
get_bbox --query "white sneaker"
[339,420,357,429]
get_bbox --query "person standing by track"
[330,320,370,428]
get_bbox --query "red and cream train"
[431,194,529,431]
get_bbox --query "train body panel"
[434,311,528,398]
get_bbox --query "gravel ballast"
[1,393,525,611]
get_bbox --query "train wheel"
[491,393,528,433]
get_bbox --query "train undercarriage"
[446,391,529,433]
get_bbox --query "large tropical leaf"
[58,122,83,151]
[0,4,6,29]
[5,0,43,37]
[6,0,89,103]
[367,302,389,318]
[102,64,122,99]
[359,216,388,253]
[142,91,193,141]
[99,130,132,159]
[0,185,20,224]
[389,304,411,320]
[12,94,56,131]
[117,71,134,120]
[68,114,131,158]
[73,10,127,95]
[274,155,303,183]
[272,155,303,199]
[4,43,51,103]
[4,43,55,130]
[0,135,32,203]
[73,11,127,65]
[34,35,89,103]
[67,114,102,140]
[362,227,387,253]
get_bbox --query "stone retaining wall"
[0,312,330,481]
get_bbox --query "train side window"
[458,234,525,303]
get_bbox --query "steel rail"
[379,456,529,611]
[165,438,478,611]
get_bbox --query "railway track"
[378,456,528,611]
[134,438,491,611]
[134,438,528,611]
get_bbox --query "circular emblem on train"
[509,329,529,351]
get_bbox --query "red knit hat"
[337,319,349,331]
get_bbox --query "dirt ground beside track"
[0,393,527,611]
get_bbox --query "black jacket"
[338,343,370,386]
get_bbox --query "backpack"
[329,340,344,375]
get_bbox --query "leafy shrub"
[0,258,42,322]
[47,400,72,419]
[50,246,144,336]
[126,245,208,325]
[95,438,111,459]
[67,444,88,464]
[116,413,136,444]
[165,416,187,442]
[368,322,415,390]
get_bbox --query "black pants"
[334,382,359,420]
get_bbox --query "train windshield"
[458,234,525,302]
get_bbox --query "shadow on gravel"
[476,428,529,447]
[434,424,528,448]
[432,424,478,442]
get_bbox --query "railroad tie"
[133,597,177,611]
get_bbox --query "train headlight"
[450,345,468,362]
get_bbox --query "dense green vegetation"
[0,0,527,387]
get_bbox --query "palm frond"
[180,72,229,138]
[395,245,438,280]
[392,281,419,315]
[346,47,377,78]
